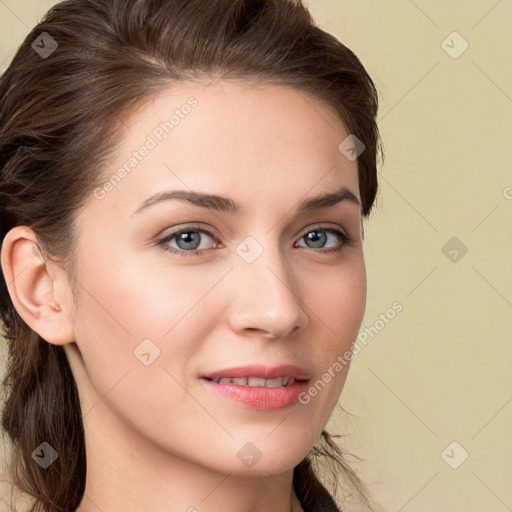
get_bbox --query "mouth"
[200,364,310,385]
[201,376,302,387]
[199,364,310,410]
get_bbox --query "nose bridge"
[228,233,308,337]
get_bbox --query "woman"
[0,1,383,511]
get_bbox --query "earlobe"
[0,226,75,345]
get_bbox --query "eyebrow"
[129,186,361,217]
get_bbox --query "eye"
[157,226,218,256]
[295,227,353,254]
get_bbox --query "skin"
[1,79,367,512]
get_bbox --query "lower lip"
[200,378,309,410]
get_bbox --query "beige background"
[1,1,511,511]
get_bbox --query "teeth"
[248,377,266,387]
[211,376,296,387]
[263,377,283,388]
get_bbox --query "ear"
[0,226,75,345]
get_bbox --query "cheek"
[70,253,225,434]
[309,257,367,347]
[299,259,366,417]
[76,249,222,339]
[71,251,228,386]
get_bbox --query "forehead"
[85,79,360,219]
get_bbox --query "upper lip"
[201,364,310,381]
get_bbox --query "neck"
[74,399,302,512]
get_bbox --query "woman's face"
[64,79,366,475]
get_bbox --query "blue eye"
[295,228,353,254]
[158,226,217,256]
[157,225,353,257]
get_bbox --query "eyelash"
[157,224,354,258]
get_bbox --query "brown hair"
[0,1,383,511]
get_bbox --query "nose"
[226,241,309,339]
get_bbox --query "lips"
[200,364,310,382]
[200,368,310,410]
